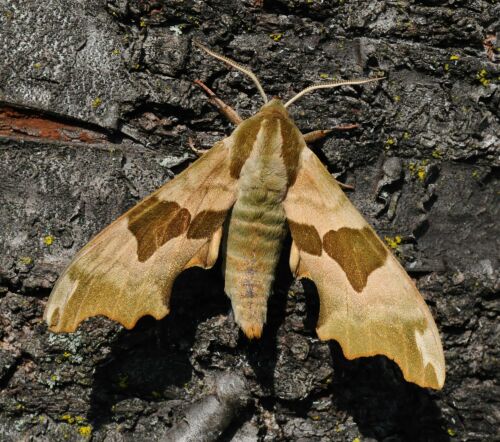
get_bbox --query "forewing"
[283,147,445,389]
[45,140,237,332]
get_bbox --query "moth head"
[260,98,289,118]
[193,40,384,109]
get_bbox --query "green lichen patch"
[19,256,33,265]
[116,373,129,390]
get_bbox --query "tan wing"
[284,147,445,389]
[45,139,237,332]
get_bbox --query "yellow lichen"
[447,428,456,437]
[417,167,426,181]
[444,63,449,72]
[384,137,395,149]
[319,73,329,79]
[63,351,71,358]
[19,256,33,265]
[311,415,321,420]
[431,150,442,159]
[394,95,401,102]
[384,236,402,249]
[111,48,121,56]
[33,62,42,69]
[61,414,75,424]
[353,438,361,442]
[139,19,147,27]
[78,426,92,437]
[408,160,428,182]
[61,413,91,437]
[476,69,491,87]
[269,33,283,42]
[43,235,54,246]
[91,97,102,109]
[402,131,410,140]
[449,54,460,61]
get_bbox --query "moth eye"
[50,307,60,327]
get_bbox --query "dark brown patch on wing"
[230,115,263,178]
[128,197,191,262]
[187,209,227,239]
[288,220,322,256]
[322,226,388,292]
[280,119,303,186]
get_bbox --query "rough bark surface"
[0,0,498,441]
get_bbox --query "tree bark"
[0,0,498,441]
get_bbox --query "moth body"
[224,101,299,338]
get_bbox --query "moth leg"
[303,130,333,144]
[187,137,210,156]
[303,124,360,144]
[335,180,355,190]
[194,80,243,125]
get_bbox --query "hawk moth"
[45,41,445,390]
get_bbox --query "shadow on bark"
[87,266,230,430]
[300,280,451,441]
[245,233,294,395]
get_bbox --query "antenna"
[193,40,268,104]
[284,77,384,108]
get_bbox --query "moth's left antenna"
[193,40,268,104]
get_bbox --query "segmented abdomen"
[224,187,287,338]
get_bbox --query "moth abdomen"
[224,191,287,338]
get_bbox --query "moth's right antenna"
[284,77,384,108]
[193,40,268,104]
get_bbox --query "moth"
[45,41,445,390]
